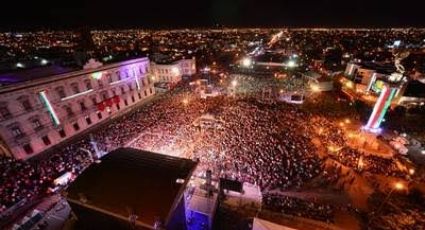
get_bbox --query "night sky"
[1,0,425,30]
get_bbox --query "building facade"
[0,57,155,159]
[151,58,196,84]
[343,62,425,107]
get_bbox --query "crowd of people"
[0,144,91,214]
[1,74,421,229]
[263,194,335,223]
[130,94,324,192]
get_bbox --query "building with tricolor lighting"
[342,61,425,132]
[343,62,425,108]
[0,57,154,159]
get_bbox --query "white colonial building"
[151,58,196,84]
[0,57,155,159]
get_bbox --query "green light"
[91,72,103,80]
[39,91,60,126]
[375,88,397,128]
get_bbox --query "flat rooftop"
[404,80,425,98]
[0,56,149,88]
[0,65,75,85]
[254,52,291,63]
[65,148,198,227]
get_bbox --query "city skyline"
[2,0,425,30]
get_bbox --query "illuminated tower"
[363,42,410,133]
[364,85,397,132]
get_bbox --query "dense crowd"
[130,94,324,191]
[263,194,334,223]
[1,75,420,229]
[0,145,91,214]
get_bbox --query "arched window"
[84,79,92,90]
[116,71,121,81]
[17,95,32,112]
[56,86,66,99]
[70,82,80,94]
[64,105,74,117]
[101,91,108,100]
[0,102,12,120]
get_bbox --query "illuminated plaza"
[1,1,425,229]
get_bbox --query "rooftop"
[254,52,291,63]
[65,148,198,228]
[0,57,148,94]
[359,61,396,75]
[0,65,75,85]
[404,80,425,98]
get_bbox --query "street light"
[231,80,238,87]
[242,57,252,68]
[394,182,404,191]
[370,181,406,225]
[345,81,354,88]
[311,85,320,92]
[182,98,189,106]
[287,60,296,68]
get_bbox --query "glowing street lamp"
[287,60,296,68]
[394,182,404,191]
[242,57,252,68]
[311,85,320,92]
[16,62,24,68]
[182,98,189,106]
[370,181,406,225]
[408,168,415,176]
[231,80,238,87]
[345,81,354,88]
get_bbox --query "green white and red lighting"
[364,85,397,133]
[39,90,60,126]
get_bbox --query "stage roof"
[65,148,197,228]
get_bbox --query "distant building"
[343,62,425,107]
[344,62,393,93]
[237,52,300,75]
[151,58,196,84]
[0,57,154,159]
[65,148,198,230]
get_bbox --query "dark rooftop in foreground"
[0,65,76,85]
[404,80,425,98]
[65,148,197,229]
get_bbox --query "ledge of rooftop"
[0,65,77,86]
[0,55,149,87]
